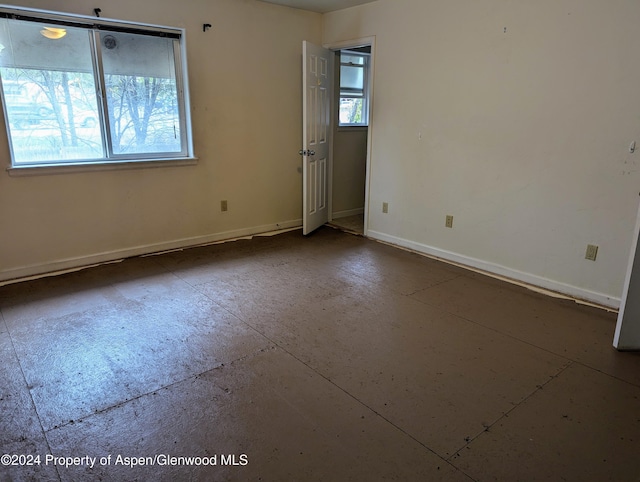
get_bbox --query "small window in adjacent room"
[0,6,192,168]
[338,48,370,127]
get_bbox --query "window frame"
[0,4,195,171]
[338,49,370,128]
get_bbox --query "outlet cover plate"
[445,215,454,228]
[585,244,598,261]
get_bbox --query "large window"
[0,7,192,167]
[339,49,370,127]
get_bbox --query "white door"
[302,41,332,235]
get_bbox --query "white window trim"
[338,50,370,127]
[6,156,198,176]
[0,4,194,170]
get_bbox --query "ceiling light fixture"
[40,27,67,40]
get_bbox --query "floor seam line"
[402,275,464,297]
[408,296,578,365]
[42,345,273,435]
[2,319,63,481]
[445,361,574,463]
[180,281,471,477]
[273,343,476,479]
[570,359,640,389]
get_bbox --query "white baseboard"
[0,219,302,286]
[332,207,364,219]
[1,221,620,310]
[367,230,620,310]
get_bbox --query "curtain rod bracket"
[94,8,101,18]
[203,23,211,32]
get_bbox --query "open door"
[302,41,333,235]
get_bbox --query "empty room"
[1,0,640,480]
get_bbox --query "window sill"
[337,125,368,132]
[6,157,198,177]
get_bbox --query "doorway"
[325,37,374,237]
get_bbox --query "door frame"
[614,196,640,350]
[324,36,375,236]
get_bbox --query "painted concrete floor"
[1,226,639,481]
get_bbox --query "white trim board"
[0,219,302,286]
[613,196,640,349]
[368,230,620,310]
[2,220,618,310]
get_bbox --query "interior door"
[302,41,332,235]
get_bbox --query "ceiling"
[257,0,377,14]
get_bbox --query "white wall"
[323,0,640,307]
[0,0,321,282]
[332,127,367,216]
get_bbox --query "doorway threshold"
[328,214,364,235]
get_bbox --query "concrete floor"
[1,226,639,481]
[329,214,364,235]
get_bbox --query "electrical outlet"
[445,215,454,228]
[221,200,228,212]
[382,202,389,214]
[585,244,598,261]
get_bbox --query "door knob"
[308,150,315,156]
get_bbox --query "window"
[0,7,192,168]
[339,50,369,127]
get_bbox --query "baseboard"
[367,230,620,310]
[2,222,620,310]
[0,219,302,286]
[332,207,364,219]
